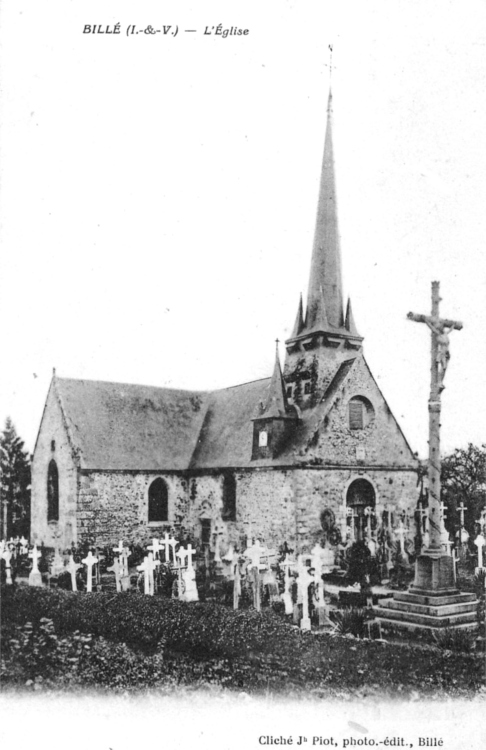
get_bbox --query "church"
[31,92,419,556]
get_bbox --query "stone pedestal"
[374,551,478,633]
[28,570,43,587]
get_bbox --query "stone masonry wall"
[312,355,416,467]
[75,464,418,556]
[77,472,189,547]
[31,384,79,548]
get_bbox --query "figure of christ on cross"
[407,281,462,558]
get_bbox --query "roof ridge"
[56,374,272,394]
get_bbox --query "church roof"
[53,378,211,471]
[47,349,415,472]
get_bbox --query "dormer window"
[259,430,268,447]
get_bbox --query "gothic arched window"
[222,473,236,521]
[148,478,168,523]
[47,460,59,522]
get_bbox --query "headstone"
[107,556,122,593]
[28,545,43,587]
[82,551,99,593]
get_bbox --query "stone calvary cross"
[407,281,462,554]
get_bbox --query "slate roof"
[49,352,415,472]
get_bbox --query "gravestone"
[107,556,122,593]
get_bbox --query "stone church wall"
[73,464,418,554]
[31,386,79,548]
[76,471,189,547]
[312,356,416,467]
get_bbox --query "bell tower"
[284,90,363,406]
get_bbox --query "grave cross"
[213,526,224,563]
[395,520,408,555]
[29,544,42,572]
[364,506,375,539]
[146,552,160,595]
[137,555,151,595]
[474,534,485,572]
[2,548,13,585]
[407,281,462,551]
[458,501,468,529]
[280,554,295,615]
[68,554,82,592]
[82,551,99,593]
[147,538,164,561]
[296,556,314,631]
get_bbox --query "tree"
[441,444,486,536]
[0,417,31,539]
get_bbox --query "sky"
[1,0,486,460]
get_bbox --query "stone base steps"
[373,590,479,632]
[373,616,479,633]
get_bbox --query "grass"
[1,584,484,698]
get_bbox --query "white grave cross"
[68,555,82,592]
[82,551,99,593]
[475,533,485,572]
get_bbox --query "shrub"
[432,627,477,654]
[330,607,367,638]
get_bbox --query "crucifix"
[407,281,462,553]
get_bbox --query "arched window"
[348,396,374,430]
[222,473,236,521]
[148,478,168,523]
[47,460,59,522]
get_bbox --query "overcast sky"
[1,0,486,459]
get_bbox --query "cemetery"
[1,498,485,697]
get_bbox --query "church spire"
[344,298,360,336]
[304,88,344,332]
[290,294,305,338]
[260,344,291,419]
